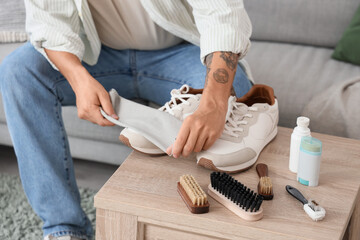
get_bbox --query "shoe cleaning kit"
[175,117,326,222]
[103,84,327,223]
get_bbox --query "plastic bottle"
[289,117,311,173]
[297,136,322,186]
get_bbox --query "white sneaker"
[197,84,278,173]
[119,84,202,155]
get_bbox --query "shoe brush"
[208,172,263,221]
[177,175,209,214]
[286,185,326,221]
[256,163,274,200]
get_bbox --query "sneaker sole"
[197,158,254,174]
[119,135,166,156]
[197,127,278,173]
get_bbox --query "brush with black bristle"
[256,163,274,200]
[207,172,263,221]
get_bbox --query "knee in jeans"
[1,55,25,90]
[0,44,48,94]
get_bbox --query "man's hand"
[45,49,117,126]
[167,51,239,158]
[167,96,227,158]
[74,72,118,126]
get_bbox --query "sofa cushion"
[245,41,360,138]
[0,0,28,43]
[244,0,360,48]
[302,77,360,139]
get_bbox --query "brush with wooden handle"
[177,175,209,214]
[208,172,263,221]
[256,163,274,200]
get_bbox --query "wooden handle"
[256,163,268,178]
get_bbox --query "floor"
[0,145,119,191]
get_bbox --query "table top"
[94,127,360,240]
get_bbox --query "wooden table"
[94,127,360,240]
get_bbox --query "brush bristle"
[210,172,263,212]
[259,176,272,195]
[180,175,207,206]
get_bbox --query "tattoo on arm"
[213,68,229,84]
[204,52,234,86]
[220,52,238,71]
[204,53,213,88]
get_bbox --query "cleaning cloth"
[100,89,182,152]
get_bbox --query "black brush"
[207,172,264,221]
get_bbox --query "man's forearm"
[44,49,117,126]
[202,51,239,109]
[168,51,240,157]
[44,49,88,93]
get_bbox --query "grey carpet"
[0,174,97,240]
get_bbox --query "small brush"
[256,163,274,200]
[208,172,263,221]
[286,185,326,221]
[177,175,209,214]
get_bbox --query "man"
[0,0,253,239]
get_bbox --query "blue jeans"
[0,42,251,239]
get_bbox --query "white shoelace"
[159,85,200,116]
[223,100,258,138]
